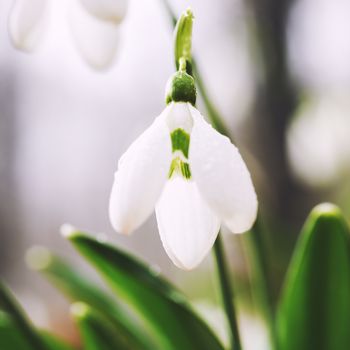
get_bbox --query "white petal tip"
[109,212,135,235]
[69,2,120,71]
[225,207,258,234]
[9,37,33,52]
[116,227,133,236]
[8,0,49,52]
[173,260,201,271]
[84,56,117,71]
[119,228,133,236]
[156,178,220,271]
[60,223,78,238]
[229,226,252,235]
[25,246,52,271]
[166,248,207,270]
[110,220,134,236]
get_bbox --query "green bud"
[165,71,196,106]
[174,8,194,76]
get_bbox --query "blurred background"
[0,0,350,348]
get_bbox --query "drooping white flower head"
[7,0,128,69]
[109,100,258,270]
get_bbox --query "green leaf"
[64,229,224,350]
[277,203,350,350]
[26,246,154,350]
[41,332,76,350]
[71,302,140,350]
[174,8,193,75]
[0,282,50,350]
[0,311,74,350]
[0,311,34,350]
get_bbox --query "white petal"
[155,177,220,270]
[166,102,193,133]
[8,0,49,52]
[68,2,121,70]
[189,105,258,233]
[109,110,171,234]
[79,0,128,23]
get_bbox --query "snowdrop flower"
[109,69,258,270]
[8,0,127,69]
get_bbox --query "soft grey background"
[1,0,350,348]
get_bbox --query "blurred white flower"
[287,93,350,187]
[288,0,350,90]
[8,0,127,69]
[109,102,257,270]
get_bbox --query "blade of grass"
[26,246,155,350]
[277,204,350,350]
[64,228,225,350]
[0,308,74,350]
[71,302,139,350]
[0,282,49,350]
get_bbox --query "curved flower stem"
[192,58,277,348]
[245,219,277,349]
[161,1,276,348]
[196,62,277,348]
[213,233,242,350]
[192,61,231,136]
[193,60,277,348]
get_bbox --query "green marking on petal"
[180,162,191,179]
[168,158,192,179]
[171,128,190,158]
[168,159,177,179]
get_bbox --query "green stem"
[192,61,231,137]
[193,54,277,348]
[191,32,277,350]
[161,0,276,347]
[245,219,277,349]
[213,233,242,350]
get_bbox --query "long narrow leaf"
[0,282,49,350]
[41,332,76,350]
[27,246,155,350]
[71,302,140,350]
[277,203,350,350]
[64,229,224,350]
[0,311,34,350]
[0,310,74,350]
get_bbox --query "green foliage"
[8,230,224,350]
[0,282,50,350]
[0,284,74,350]
[71,302,137,350]
[0,311,35,350]
[2,202,350,350]
[41,332,75,350]
[277,203,350,350]
[65,229,225,350]
[27,247,154,349]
